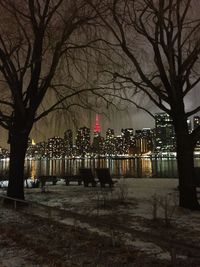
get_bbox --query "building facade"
[155,113,176,152]
[76,127,91,156]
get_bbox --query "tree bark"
[7,130,29,200]
[175,122,200,210]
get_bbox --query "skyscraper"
[193,116,200,148]
[105,128,115,155]
[64,129,73,157]
[47,136,65,158]
[93,114,104,154]
[94,114,101,136]
[193,116,200,130]
[121,128,134,154]
[76,127,91,156]
[155,113,175,152]
[135,128,153,154]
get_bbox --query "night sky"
[0,74,198,148]
[0,100,156,148]
[0,0,199,148]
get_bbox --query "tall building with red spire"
[94,114,101,134]
[93,114,104,154]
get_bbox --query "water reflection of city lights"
[141,158,153,178]
[31,160,36,180]
[31,139,36,145]
[0,157,179,178]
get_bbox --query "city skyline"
[0,90,198,149]
[19,113,200,159]
[0,108,199,155]
[0,112,200,159]
[0,105,155,148]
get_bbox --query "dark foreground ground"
[0,178,200,266]
[0,205,172,267]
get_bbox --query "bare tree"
[0,0,102,200]
[92,0,200,209]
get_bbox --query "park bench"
[95,168,115,188]
[59,175,82,186]
[79,168,97,187]
[38,175,58,187]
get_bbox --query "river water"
[1,156,200,179]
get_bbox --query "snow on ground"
[21,177,199,231]
[24,178,200,260]
[24,177,180,221]
[1,177,200,266]
[0,208,51,267]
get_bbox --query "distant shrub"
[150,193,177,227]
[116,179,129,203]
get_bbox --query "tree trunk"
[175,128,200,210]
[7,130,29,200]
